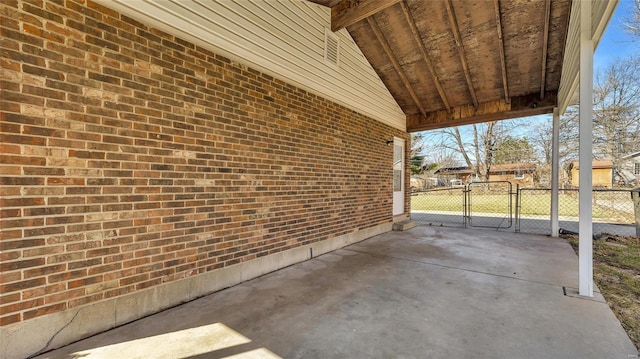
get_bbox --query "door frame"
[392,137,405,216]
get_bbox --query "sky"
[594,0,638,71]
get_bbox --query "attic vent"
[324,29,340,68]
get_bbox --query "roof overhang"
[310,0,618,131]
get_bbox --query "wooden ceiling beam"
[540,0,551,99]
[444,0,479,108]
[493,0,510,104]
[400,0,451,110]
[406,91,557,132]
[331,0,402,32]
[367,16,427,117]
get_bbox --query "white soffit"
[94,0,407,131]
[558,0,618,114]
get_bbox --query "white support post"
[550,108,560,237]
[579,0,594,297]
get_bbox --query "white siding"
[558,0,618,113]
[95,0,406,130]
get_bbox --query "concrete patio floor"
[35,226,638,358]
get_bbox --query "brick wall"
[0,0,407,327]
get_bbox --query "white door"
[392,137,405,216]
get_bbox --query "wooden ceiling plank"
[444,0,479,108]
[493,0,510,104]
[406,91,557,132]
[400,0,451,110]
[331,0,402,31]
[366,16,427,117]
[540,0,551,99]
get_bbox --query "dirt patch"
[564,234,640,350]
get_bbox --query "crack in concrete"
[29,308,82,358]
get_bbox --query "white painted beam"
[550,108,560,237]
[578,0,593,298]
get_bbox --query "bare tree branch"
[623,0,640,38]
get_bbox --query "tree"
[421,148,461,172]
[493,136,535,164]
[624,0,640,38]
[592,57,640,166]
[529,113,579,185]
[592,56,640,186]
[410,133,426,174]
[534,56,640,186]
[410,155,425,175]
[423,121,517,181]
[410,133,425,158]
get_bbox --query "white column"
[550,108,560,237]
[579,0,593,297]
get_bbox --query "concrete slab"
[34,227,638,359]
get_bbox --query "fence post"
[514,184,520,232]
[463,185,468,228]
[631,188,640,237]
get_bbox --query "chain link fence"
[516,188,637,236]
[411,187,466,228]
[411,184,639,237]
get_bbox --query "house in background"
[618,151,640,186]
[434,166,475,184]
[569,160,614,188]
[488,163,537,187]
[434,163,536,187]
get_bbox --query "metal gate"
[466,181,513,229]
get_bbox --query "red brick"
[68,275,103,289]
[1,297,44,315]
[0,271,21,286]
[22,283,65,301]
[44,288,85,305]
[0,314,21,326]
[47,269,87,283]
[67,258,102,270]
[0,258,45,272]
[23,225,65,237]
[24,264,66,279]
[0,0,405,328]
[23,302,67,320]
[119,273,149,286]
[0,277,46,294]
[68,293,104,308]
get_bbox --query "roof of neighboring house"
[434,166,473,175]
[571,159,613,170]
[622,151,640,160]
[435,163,536,174]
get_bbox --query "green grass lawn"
[411,190,634,222]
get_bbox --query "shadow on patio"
[35,227,637,358]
